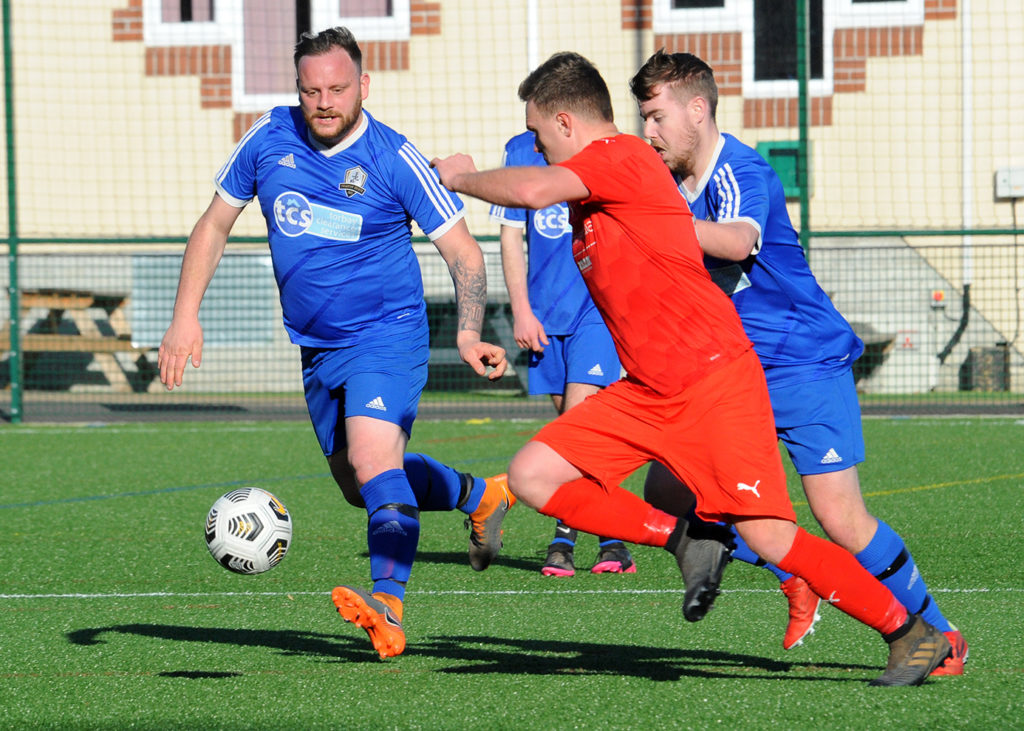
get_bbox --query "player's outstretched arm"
[432,154,587,211]
[158,194,243,390]
[433,220,507,381]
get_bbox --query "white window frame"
[653,0,923,100]
[142,0,411,113]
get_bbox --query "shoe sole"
[681,537,732,622]
[591,561,637,574]
[541,566,575,577]
[930,658,965,676]
[331,586,406,659]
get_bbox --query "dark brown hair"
[630,49,718,119]
[518,52,614,123]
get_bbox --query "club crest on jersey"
[339,166,368,197]
[532,203,571,239]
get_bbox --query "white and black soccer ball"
[204,487,292,574]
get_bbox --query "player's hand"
[158,317,204,391]
[458,338,507,381]
[513,313,549,353]
[430,154,478,190]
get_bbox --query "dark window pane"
[754,0,823,81]
[671,1,725,8]
[297,0,311,37]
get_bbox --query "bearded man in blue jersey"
[158,26,514,660]
[630,50,966,676]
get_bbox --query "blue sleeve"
[708,158,770,233]
[214,111,271,207]
[489,138,528,225]
[391,140,465,239]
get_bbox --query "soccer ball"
[204,487,292,574]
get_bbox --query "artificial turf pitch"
[1,417,1021,729]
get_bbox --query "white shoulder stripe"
[215,110,273,184]
[397,142,459,220]
[713,162,742,220]
[722,162,742,218]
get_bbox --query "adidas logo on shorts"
[820,448,843,464]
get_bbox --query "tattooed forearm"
[452,255,487,335]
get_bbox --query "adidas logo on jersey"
[820,448,843,464]
[587,363,605,377]
[365,396,387,411]
[277,153,296,169]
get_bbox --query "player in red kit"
[432,51,950,686]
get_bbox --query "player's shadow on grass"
[66,624,878,682]
[414,549,538,572]
[67,623,381,664]
[419,634,880,683]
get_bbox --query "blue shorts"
[770,369,865,476]
[527,321,621,396]
[300,333,429,456]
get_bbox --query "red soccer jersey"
[557,134,752,395]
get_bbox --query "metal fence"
[1,0,1022,422]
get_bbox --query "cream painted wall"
[11,1,262,239]
[6,1,1021,244]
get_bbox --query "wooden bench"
[0,288,156,392]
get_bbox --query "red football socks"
[777,526,907,635]
[539,477,677,547]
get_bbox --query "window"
[143,0,411,111]
[655,0,922,101]
[753,0,823,82]
[339,0,392,15]
[161,0,213,22]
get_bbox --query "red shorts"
[533,349,795,523]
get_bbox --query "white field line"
[0,587,1017,600]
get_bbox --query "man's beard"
[306,101,361,146]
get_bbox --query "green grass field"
[2,417,1022,729]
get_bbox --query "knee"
[508,445,561,510]
[327,452,363,507]
[507,456,540,509]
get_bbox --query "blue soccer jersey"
[216,107,464,348]
[681,133,863,388]
[488,131,605,336]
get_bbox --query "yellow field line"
[792,471,1024,506]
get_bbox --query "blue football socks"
[360,469,420,601]
[403,452,484,513]
[855,520,951,631]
